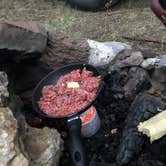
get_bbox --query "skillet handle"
[67,116,86,166]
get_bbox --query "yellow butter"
[67,82,80,88]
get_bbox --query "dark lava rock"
[3,60,52,127]
[149,55,166,99]
[0,21,47,63]
[13,60,51,105]
[116,93,166,165]
[138,160,165,166]
[123,67,150,100]
[148,136,166,163]
[108,50,144,72]
[41,32,89,69]
[137,153,165,166]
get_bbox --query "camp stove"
[80,105,101,137]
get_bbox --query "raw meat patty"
[38,67,101,116]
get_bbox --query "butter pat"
[67,82,80,88]
[138,110,166,143]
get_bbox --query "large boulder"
[12,61,52,106]
[88,40,131,67]
[20,124,63,166]
[0,69,63,166]
[0,71,28,166]
[0,107,29,166]
[0,21,47,63]
[123,67,150,100]
[149,55,166,99]
[41,32,89,69]
[10,89,63,166]
[108,50,144,72]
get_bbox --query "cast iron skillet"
[32,63,104,166]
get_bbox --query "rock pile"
[0,21,165,166]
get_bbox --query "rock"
[138,153,165,166]
[0,71,9,107]
[151,55,166,86]
[152,56,166,84]
[158,54,166,67]
[141,50,158,59]
[0,21,47,63]
[149,136,166,163]
[116,94,166,165]
[140,58,160,69]
[139,160,165,166]
[140,54,166,70]
[108,50,144,72]
[88,40,131,67]
[0,71,28,165]
[123,67,150,100]
[41,32,89,69]
[0,70,63,166]
[90,161,116,166]
[13,61,51,106]
[21,125,63,166]
[0,107,29,166]
[149,55,166,99]
[10,95,63,166]
[10,154,29,166]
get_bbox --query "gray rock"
[140,54,166,70]
[10,95,63,166]
[148,55,166,99]
[88,40,131,67]
[140,58,160,69]
[0,107,29,166]
[108,50,144,72]
[20,125,63,166]
[0,21,47,63]
[149,67,166,99]
[152,67,166,84]
[158,54,166,67]
[0,70,63,166]
[123,67,150,100]
[0,71,9,107]
[0,71,28,166]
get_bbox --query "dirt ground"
[0,0,166,54]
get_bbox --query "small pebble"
[111,128,117,135]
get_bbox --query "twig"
[122,36,166,45]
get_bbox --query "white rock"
[140,55,166,69]
[87,39,131,67]
[140,58,160,69]
[0,107,29,166]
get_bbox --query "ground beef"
[38,67,101,116]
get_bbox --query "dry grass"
[0,0,166,54]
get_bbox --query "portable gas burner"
[81,105,101,138]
